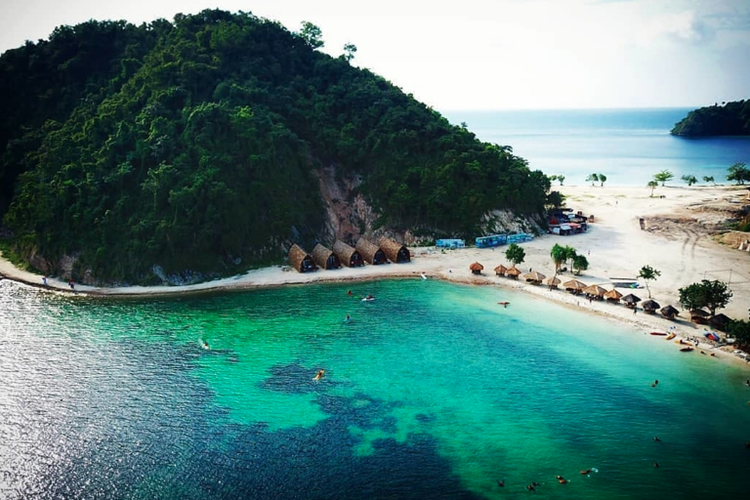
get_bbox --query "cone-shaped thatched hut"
[288,244,316,273]
[563,279,587,293]
[709,313,731,331]
[469,262,484,275]
[690,309,710,324]
[660,305,679,319]
[524,270,546,285]
[379,237,410,263]
[312,244,340,270]
[583,284,607,298]
[604,288,623,303]
[333,240,364,268]
[642,299,660,313]
[621,293,641,308]
[506,266,521,279]
[494,264,508,276]
[356,239,386,265]
[546,276,561,289]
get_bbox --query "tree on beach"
[572,254,588,275]
[653,170,674,186]
[505,243,526,267]
[678,280,733,316]
[551,244,567,273]
[586,173,599,186]
[681,175,697,186]
[638,265,661,299]
[598,174,607,187]
[647,180,658,197]
[564,245,578,270]
[727,162,750,185]
[557,175,565,186]
[702,175,715,185]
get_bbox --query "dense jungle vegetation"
[0,10,549,284]
[671,100,750,136]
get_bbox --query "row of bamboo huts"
[288,238,410,273]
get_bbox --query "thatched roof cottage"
[356,239,387,265]
[333,240,364,268]
[378,237,411,263]
[312,243,340,270]
[288,244,316,273]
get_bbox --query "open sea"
[445,108,750,186]
[2,278,749,500]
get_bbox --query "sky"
[1,0,749,111]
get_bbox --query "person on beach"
[633,307,637,315]
[42,276,47,286]
[68,279,75,290]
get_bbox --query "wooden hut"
[356,239,387,265]
[621,293,641,308]
[469,262,484,275]
[583,284,607,299]
[494,264,508,277]
[642,299,660,314]
[378,237,411,263]
[709,313,731,332]
[604,288,623,303]
[333,240,364,268]
[563,279,587,294]
[546,276,561,289]
[312,243,340,270]
[288,244,316,273]
[505,266,522,279]
[660,305,679,319]
[690,309,710,324]
[524,270,546,285]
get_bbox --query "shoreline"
[2,184,749,368]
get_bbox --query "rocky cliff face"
[314,166,377,245]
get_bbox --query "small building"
[379,237,411,263]
[642,299,660,314]
[505,266,522,279]
[288,244,316,273]
[312,243,340,270]
[475,234,508,248]
[333,240,364,268]
[469,262,484,275]
[660,305,679,319]
[494,264,508,276]
[436,239,465,249]
[356,239,387,265]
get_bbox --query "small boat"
[680,347,694,352]
[361,295,375,302]
[650,331,668,336]
[666,333,676,340]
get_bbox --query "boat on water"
[650,331,668,336]
[680,347,694,352]
[666,333,676,340]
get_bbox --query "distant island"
[671,100,750,136]
[0,10,549,285]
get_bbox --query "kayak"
[650,331,668,336]
[666,333,676,340]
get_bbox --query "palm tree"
[638,265,661,299]
[586,173,599,186]
[654,170,674,186]
[702,175,715,185]
[598,173,607,187]
[550,243,567,279]
[647,180,658,197]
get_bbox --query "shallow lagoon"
[1,278,749,499]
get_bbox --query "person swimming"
[313,369,325,381]
[345,314,351,322]
[556,475,567,484]
[201,340,210,350]
[496,479,504,487]
[654,436,661,442]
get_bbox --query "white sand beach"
[2,184,749,364]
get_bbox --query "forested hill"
[0,10,550,285]
[671,100,750,136]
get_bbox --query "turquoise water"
[1,278,749,499]
[445,108,750,186]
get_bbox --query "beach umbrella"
[562,279,587,292]
[583,284,607,297]
[604,288,623,302]
[524,270,546,284]
[642,299,660,313]
[505,266,522,279]
[469,262,484,274]
[546,276,561,288]
[621,293,641,306]
[660,305,679,319]
[494,264,508,276]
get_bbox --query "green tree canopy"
[727,162,749,185]
[299,21,324,48]
[702,175,715,185]
[586,173,599,186]
[654,170,674,186]
[678,280,733,316]
[572,254,588,275]
[550,243,567,272]
[681,174,697,186]
[598,173,607,187]
[505,243,526,266]
[647,180,658,197]
[638,265,661,299]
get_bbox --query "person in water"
[201,340,210,350]
[496,479,504,487]
[654,436,661,442]
[313,369,325,381]
[345,314,351,322]
[347,290,352,296]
